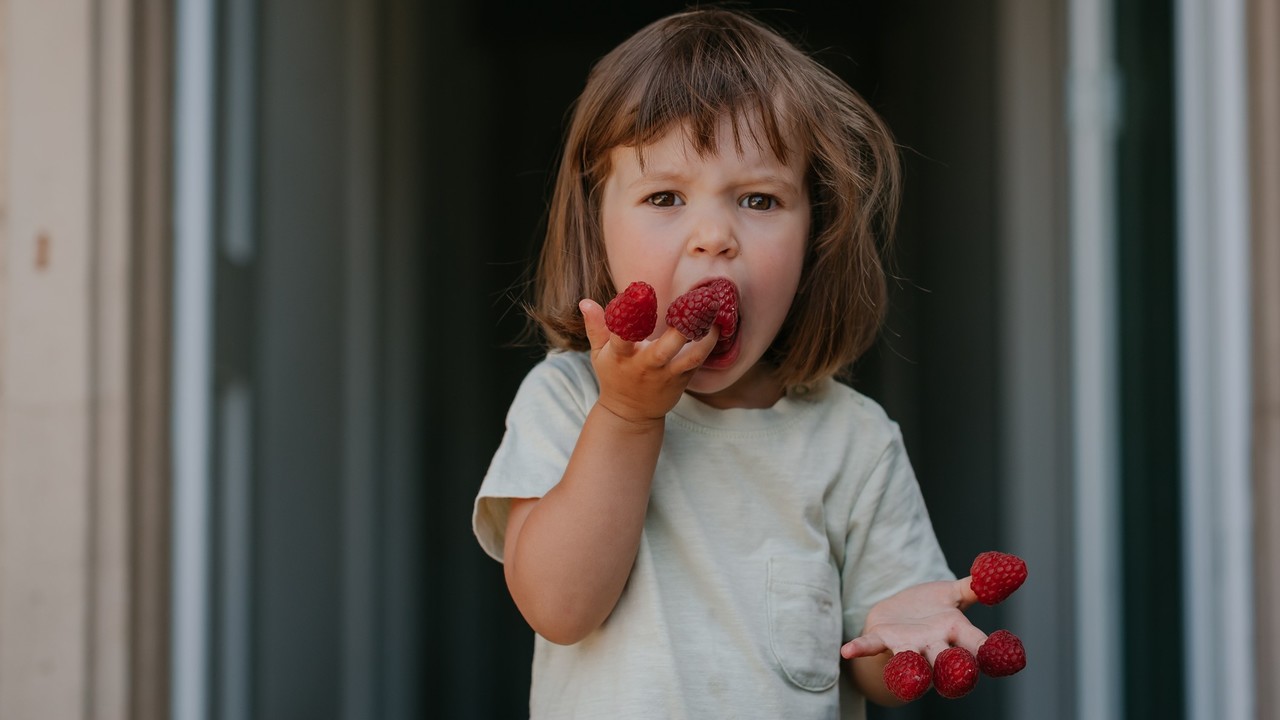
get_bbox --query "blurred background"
[1,0,1277,719]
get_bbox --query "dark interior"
[216,0,1189,715]
[435,3,1003,718]
[233,2,1007,718]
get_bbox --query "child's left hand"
[839,577,984,663]
[839,577,986,706]
[841,551,1029,704]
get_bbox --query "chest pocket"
[766,557,841,692]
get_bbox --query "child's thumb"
[579,298,610,349]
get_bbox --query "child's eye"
[740,193,778,211]
[647,192,682,207]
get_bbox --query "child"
[473,8,991,718]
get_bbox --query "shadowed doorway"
[426,3,1003,718]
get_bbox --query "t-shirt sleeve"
[472,353,597,563]
[841,426,955,640]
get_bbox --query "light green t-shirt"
[473,351,953,719]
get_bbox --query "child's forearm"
[503,402,664,645]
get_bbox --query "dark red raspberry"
[665,285,722,340]
[604,281,657,342]
[704,277,738,338]
[977,629,1026,677]
[970,551,1028,606]
[933,646,979,699]
[883,650,931,702]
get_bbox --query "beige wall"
[0,1,169,718]
[1253,0,1280,718]
[2,0,112,716]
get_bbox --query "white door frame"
[1175,1,1256,719]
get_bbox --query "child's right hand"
[502,301,720,645]
[580,298,719,424]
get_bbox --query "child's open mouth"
[662,276,740,369]
[699,278,739,369]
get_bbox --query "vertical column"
[1175,0,1255,718]
[342,0,383,717]
[130,0,175,716]
[172,0,216,717]
[997,1,1073,718]
[1067,0,1122,717]
[1250,0,1280,717]
[92,0,136,718]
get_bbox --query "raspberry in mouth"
[666,279,732,340]
[666,278,737,335]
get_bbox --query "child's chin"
[685,372,734,398]
[686,356,742,394]
[686,332,754,393]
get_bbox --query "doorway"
[204,2,1021,718]
[422,3,1006,718]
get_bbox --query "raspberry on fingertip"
[977,629,1026,677]
[604,281,658,341]
[883,650,932,702]
[970,551,1028,605]
[933,646,979,699]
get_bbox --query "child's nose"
[687,210,739,258]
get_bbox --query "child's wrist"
[592,400,667,434]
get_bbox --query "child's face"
[599,116,810,406]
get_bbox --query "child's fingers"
[646,326,717,370]
[841,634,887,660]
[843,618,988,663]
[669,328,720,374]
[955,576,980,609]
[646,326,718,375]
[579,299,608,348]
[954,625,989,656]
[646,326,694,365]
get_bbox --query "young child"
[473,8,992,718]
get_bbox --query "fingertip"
[669,326,720,371]
[961,625,989,654]
[957,576,979,608]
[580,298,612,350]
[697,327,721,352]
[841,636,886,660]
[648,326,691,364]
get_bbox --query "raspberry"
[704,277,738,338]
[604,281,657,341]
[883,650,931,702]
[665,285,722,340]
[977,629,1026,677]
[932,646,979,699]
[666,279,739,341]
[970,551,1028,606]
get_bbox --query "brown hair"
[529,7,901,388]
